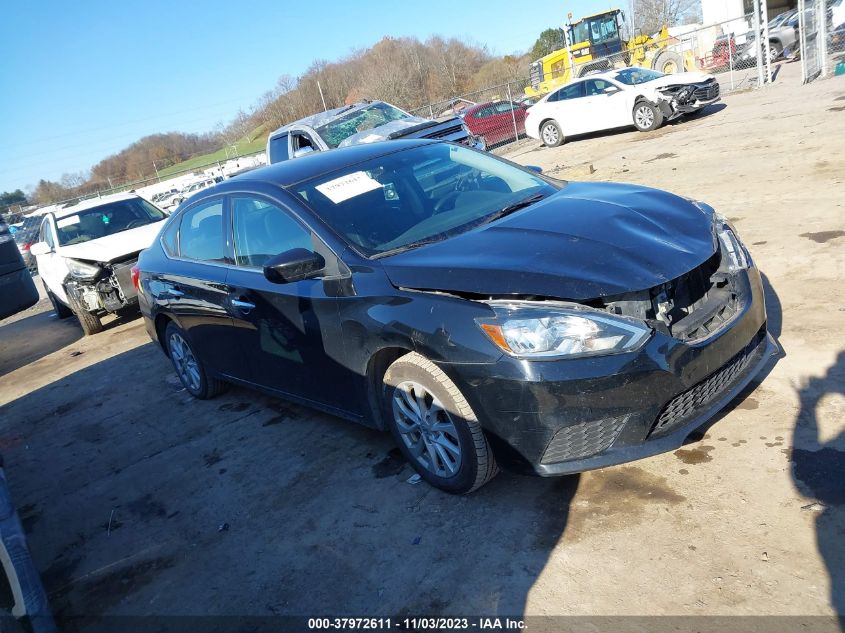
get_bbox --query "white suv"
[30,193,167,334]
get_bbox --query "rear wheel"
[382,352,498,494]
[540,120,564,147]
[165,322,226,399]
[652,50,685,74]
[632,101,664,132]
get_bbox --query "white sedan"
[525,68,721,147]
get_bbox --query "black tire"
[632,100,664,132]
[539,120,564,147]
[164,322,227,399]
[382,352,498,494]
[75,306,104,336]
[44,283,73,319]
[652,50,685,74]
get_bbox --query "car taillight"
[22,242,33,251]
[131,265,140,290]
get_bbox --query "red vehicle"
[462,100,529,146]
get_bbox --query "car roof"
[267,101,395,138]
[225,138,441,189]
[53,192,140,219]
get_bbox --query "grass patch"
[157,124,268,178]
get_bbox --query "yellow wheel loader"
[525,9,697,98]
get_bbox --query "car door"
[545,81,589,135]
[163,196,239,375]
[581,78,630,132]
[223,193,351,411]
[489,101,525,144]
[35,216,69,302]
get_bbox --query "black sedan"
[137,139,775,494]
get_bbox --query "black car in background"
[137,140,775,494]
[0,220,38,320]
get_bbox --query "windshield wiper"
[481,192,547,225]
[372,236,446,259]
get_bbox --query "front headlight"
[714,214,751,271]
[65,257,102,280]
[477,304,651,359]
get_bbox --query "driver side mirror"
[603,86,621,95]
[263,248,325,284]
[29,242,52,256]
[293,146,315,159]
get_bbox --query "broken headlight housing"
[65,258,102,281]
[714,214,751,271]
[478,303,651,359]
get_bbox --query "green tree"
[530,28,565,61]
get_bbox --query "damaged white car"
[30,193,167,334]
[525,67,721,147]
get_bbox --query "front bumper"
[440,265,775,476]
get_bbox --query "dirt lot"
[1,63,843,628]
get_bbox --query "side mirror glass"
[29,242,52,256]
[525,165,543,174]
[263,248,325,284]
[293,146,315,159]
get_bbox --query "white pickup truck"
[30,193,167,334]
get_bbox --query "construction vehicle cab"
[526,8,692,98]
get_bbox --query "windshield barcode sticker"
[316,171,381,204]
[57,215,81,229]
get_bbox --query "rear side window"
[178,200,225,263]
[231,196,312,268]
[548,82,586,101]
[268,133,290,164]
[160,217,179,257]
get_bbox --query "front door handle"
[231,298,256,312]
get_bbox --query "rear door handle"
[231,298,256,312]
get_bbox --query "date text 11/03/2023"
[307,617,527,630]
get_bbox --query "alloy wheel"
[541,124,559,145]
[169,332,201,392]
[392,380,462,478]
[635,105,654,129]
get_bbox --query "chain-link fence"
[799,0,845,81]
[404,13,776,151]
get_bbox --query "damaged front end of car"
[654,77,721,120]
[63,253,141,315]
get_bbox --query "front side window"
[178,199,225,263]
[54,198,165,246]
[40,219,55,248]
[294,143,561,257]
[315,103,410,148]
[232,197,313,268]
[268,133,290,164]
[584,78,616,96]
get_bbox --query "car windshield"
[55,198,166,246]
[315,103,411,149]
[294,143,561,257]
[614,68,665,85]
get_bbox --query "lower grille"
[541,415,629,464]
[693,82,720,101]
[650,329,766,437]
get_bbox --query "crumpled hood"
[381,182,716,301]
[646,71,715,87]
[338,117,433,147]
[59,220,165,263]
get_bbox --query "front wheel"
[539,120,564,147]
[383,352,498,494]
[632,101,664,132]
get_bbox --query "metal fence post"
[759,0,772,83]
[799,0,808,82]
[753,1,765,87]
[819,0,829,77]
[507,83,519,144]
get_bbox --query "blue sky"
[0,0,611,193]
